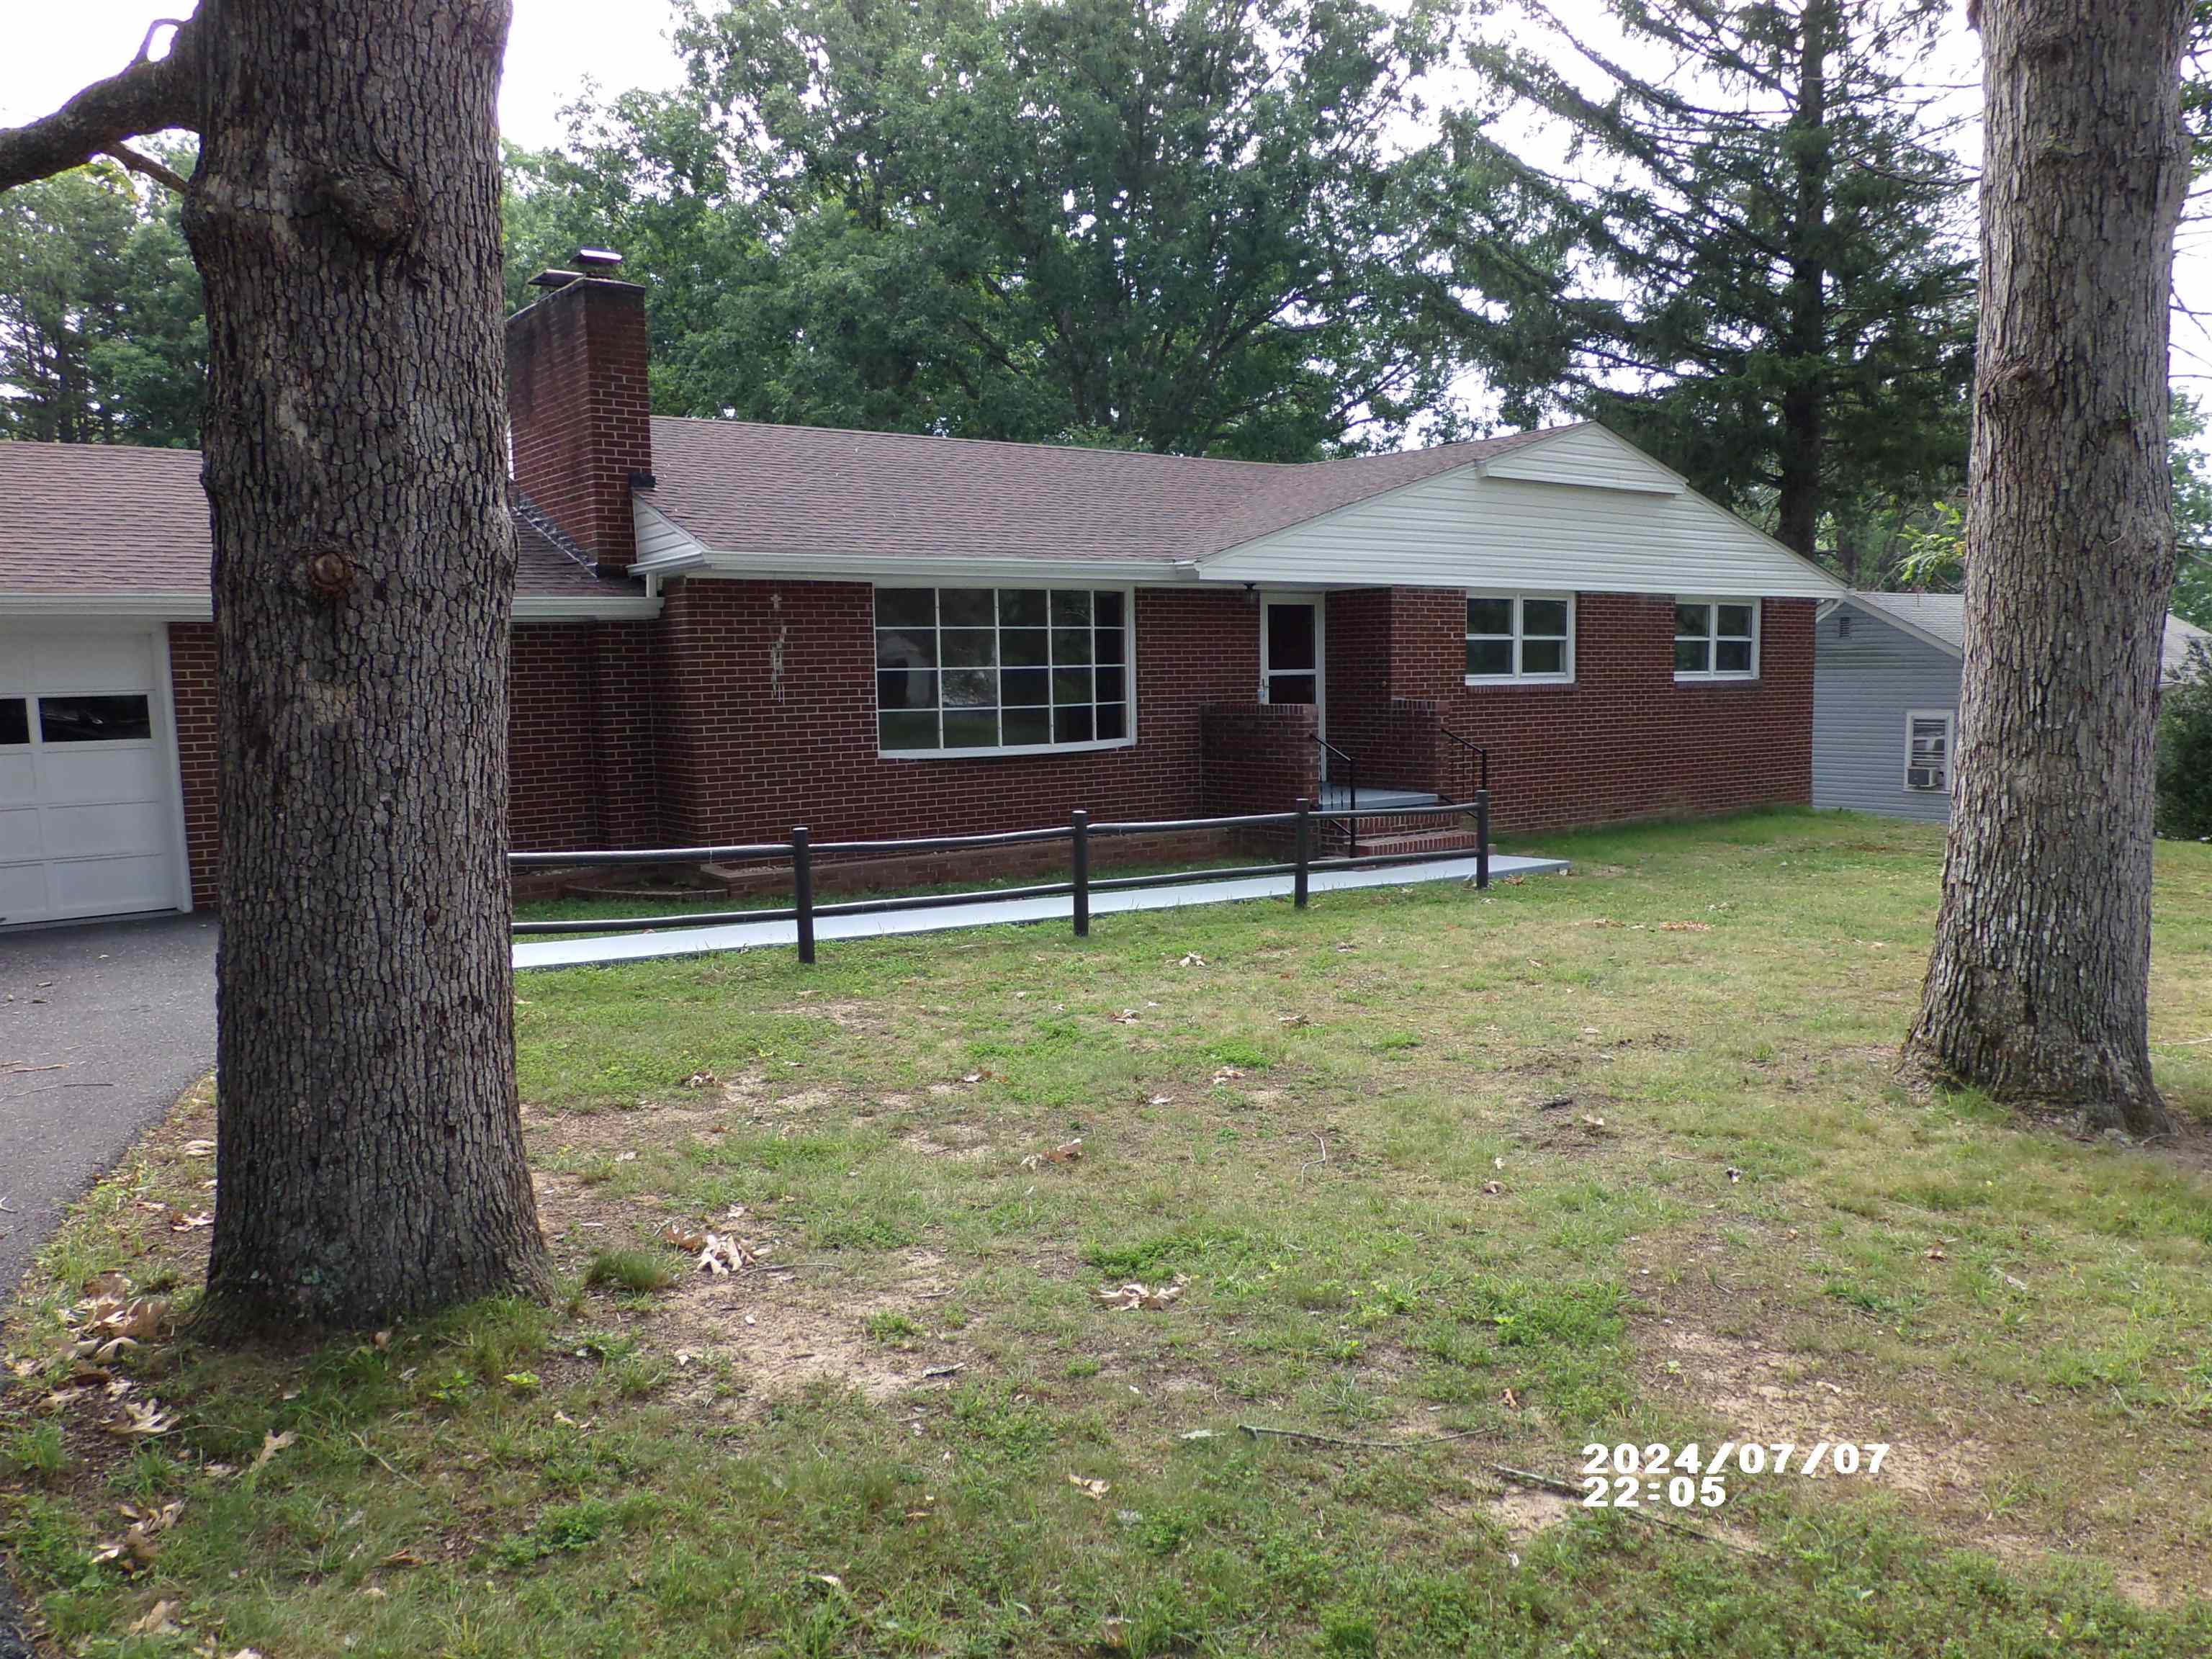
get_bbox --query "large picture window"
[876,587,1134,755]
[1465,593,1574,683]
[1673,599,1759,681]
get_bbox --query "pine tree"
[1470,0,1976,564]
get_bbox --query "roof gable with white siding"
[1198,426,1840,598]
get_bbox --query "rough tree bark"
[0,2,553,1324]
[1902,0,2193,1136]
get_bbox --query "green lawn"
[6,809,2212,1657]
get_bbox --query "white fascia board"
[514,595,662,621]
[0,592,213,619]
[685,552,1200,585]
[1835,593,1964,659]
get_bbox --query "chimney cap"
[529,267,584,289]
[575,248,624,271]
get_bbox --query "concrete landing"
[515,851,1568,971]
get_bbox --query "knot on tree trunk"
[320,163,420,253]
[302,546,356,600]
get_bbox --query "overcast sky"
[6,0,2211,395]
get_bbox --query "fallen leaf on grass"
[1658,921,1714,933]
[181,1139,216,1157]
[1020,1138,1084,1170]
[107,1398,176,1438]
[1145,1094,1172,1107]
[684,1071,719,1089]
[1097,1276,1186,1312]
[1110,1009,1141,1025]
[251,1429,298,1473]
[1277,1013,1310,1028]
[1210,1066,1245,1085]
[167,1208,213,1232]
[1178,953,1208,968]
[1925,1245,1947,1261]
[1579,1115,1607,1131]
[697,1233,765,1275]
[1481,1181,1502,1196]
[128,1599,182,1637]
[660,1221,708,1253]
[1067,1473,1110,1500]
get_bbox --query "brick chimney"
[505,253,653,575]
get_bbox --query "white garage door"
[0,629,186,927]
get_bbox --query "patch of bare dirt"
[901,1125,997,1160]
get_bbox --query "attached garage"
[0,626,190,927]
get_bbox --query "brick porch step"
[1339,829,1489,860]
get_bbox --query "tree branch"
[0,12,200,194]
[104,143,190,194]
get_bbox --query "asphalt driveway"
[0,913,217,1298]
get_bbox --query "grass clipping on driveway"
[6,809,2212,1658]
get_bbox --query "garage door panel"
[0,626,182,927]
[0,805,45,860]
[46,854,174,914]
[0,860,53,921]
[28,635,154,693]
[41,799,168,859]
[33,745,163,806]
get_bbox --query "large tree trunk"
[1902,0,2191,1136]
[183,0,552,1323]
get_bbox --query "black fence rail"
[512,792,1493,962]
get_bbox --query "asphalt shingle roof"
[641,418,1573,565]
[1848,590,2210,680]
[0,441,635,601]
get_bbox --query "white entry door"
[0,628,186,926]
[1260,592,1327,777]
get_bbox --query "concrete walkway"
[516,851,1567,971]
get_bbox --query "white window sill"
[1463,675,1576,688]
[1673,673,1760,685]
[881,735,1136,762]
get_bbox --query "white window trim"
[1673,596,1761,683]
[1463,590,1577,686]
[1905,708,1955,793]
[872,581,1138,760]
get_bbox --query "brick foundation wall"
[650,578,1263,844]
[167,622,219,909]
[1199,702,1319,817]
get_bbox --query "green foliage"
[1467,0,1974,560]
[584,1247,677,1293]
[2158,643,2212,840]
[504,0,1527,458]
[0,148,204,446]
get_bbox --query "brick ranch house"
[0,267,1840,927]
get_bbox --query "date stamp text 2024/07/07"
[1579,1441,1892,1509]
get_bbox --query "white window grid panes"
[874,586,1134,755]
[1673,598,1759,681]
[1464,593,1575,684]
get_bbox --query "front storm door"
[1260,593,1326,754]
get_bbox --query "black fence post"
[1293,797,1312,909]
[792,826,816,963]
[1071,809,1090,938]
[1346,759,1359,861]
[1475,791,1491,891]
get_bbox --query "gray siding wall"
[1812,606,1961,822]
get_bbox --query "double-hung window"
[876,586,1133,756]
[1905,710,1954,792]
[1673,599,1759,681]
[1465,593,1574,684]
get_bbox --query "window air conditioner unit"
[1907,765,1943,791]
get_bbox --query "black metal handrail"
[1438,725,1490,806]
[1311,733,1359,857]
[511,792,1493,955]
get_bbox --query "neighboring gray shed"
[1812,592,2211,822]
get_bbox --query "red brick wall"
[1431,594,1815,834]
[1200,703,1319,817]
[505,278,652,571]
[649,578,1263,844]
[508,621,662,852]
[167,622,219,908]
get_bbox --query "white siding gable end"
[1480,423,1683,495]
